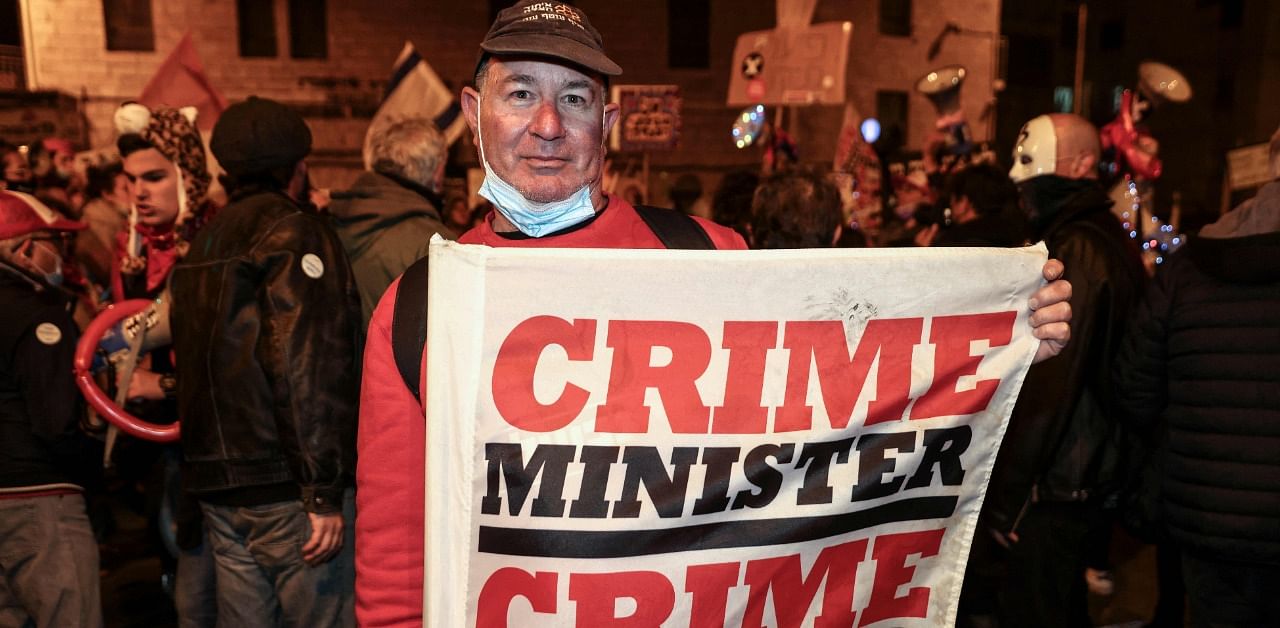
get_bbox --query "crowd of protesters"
[2,1,1278,627]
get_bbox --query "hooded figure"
[1113,125,1280,627]
[112,103,216,300]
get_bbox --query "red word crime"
[476,528,945,627]
[492,313,1015,433]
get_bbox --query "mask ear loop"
[127,204,140,258]
[476,92,489,169]
[174,166,189,227]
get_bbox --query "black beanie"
[211,96,312,177]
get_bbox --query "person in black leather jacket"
[977,114,1146,628]
[169,97,360,627]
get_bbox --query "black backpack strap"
[633,204,715,250]
[391,255,431,401]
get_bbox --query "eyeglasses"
[16,233,70,257]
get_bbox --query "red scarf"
[110,222,179,301]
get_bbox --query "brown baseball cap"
[479,0,622,77]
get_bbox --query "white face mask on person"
[475,96,602,237]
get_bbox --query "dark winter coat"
[986,180,1147,533]
[0,271,84,492]
[1114,181,1280,564]
[328,172,454,330]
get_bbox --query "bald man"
[970,113,1147,627]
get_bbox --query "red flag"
[138,33,227,130]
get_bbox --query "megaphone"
[917,65,974,164]
[73,294,180,444]
[916,65,967,128]
[1137,61,1192,108]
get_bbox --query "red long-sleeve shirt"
[354,197,745,626]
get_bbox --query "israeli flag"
[363,42,468,169]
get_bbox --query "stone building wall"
[17,0,998,195]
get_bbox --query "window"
[102,0,155,52]
[1053,86,1074,113]
[1214,70,1235,110]
[876,90,908,142]
[1,0,20,47]
[1219,0,1243,29]
[237,0,277,58]
[878,0,911,37]
[668,0,710,69]
[0,0,21,90]
[1100,19,1124,50]
[1058,11,1077,50]
[288,0,326,59]
[1111,85,1125,115]
[1007,34,1053,88]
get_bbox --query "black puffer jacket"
[170,189,360,514]
[986,180,1147,532]
[1114,181,1280,564]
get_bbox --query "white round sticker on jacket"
[301,253,325,279]
[35,322,62,345]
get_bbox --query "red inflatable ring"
[73,299,180,442]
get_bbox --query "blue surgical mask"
[475,97,601,237]
[25,239,64,286]
[42,267,63,287]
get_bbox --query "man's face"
[2,230,65,280]
[3,151,30,183]
[123,148,181,228]
[853,199,883,238]
[52,151,75,179]
[107,172,130,208]
[462,58,619,204]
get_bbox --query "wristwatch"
[158,374,178,399]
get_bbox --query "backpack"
[391,205,715,400]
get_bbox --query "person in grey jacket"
[329,118,455,331]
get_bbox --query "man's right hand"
[914,224,940,247]
[126,368,165,402]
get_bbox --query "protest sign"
[1226,143,1272,191]
[725,21,852,106]
[610,85,682,153]
[425,241,1046,626]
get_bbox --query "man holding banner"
[354,2,1073,626]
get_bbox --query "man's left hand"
[1029,258,1072,364]
[302,511,344,566]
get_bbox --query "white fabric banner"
[425,240,1047,627]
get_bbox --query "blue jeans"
[201,492,354,628]
[175,529,218,628]
[0,493,103,627]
